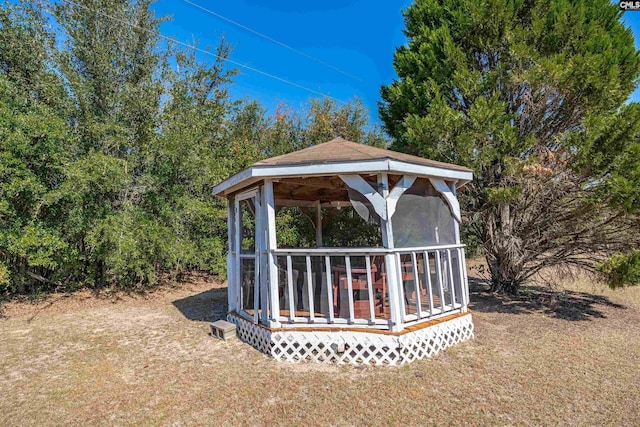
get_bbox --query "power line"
[58,0,347,103]
[183,0,365,83]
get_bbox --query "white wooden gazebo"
[213,138,474,365]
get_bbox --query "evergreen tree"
[380,0,640,292]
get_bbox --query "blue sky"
[622,12,640,102]
[152,0,413,126]
[152,0,639,126]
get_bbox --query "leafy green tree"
[53,0,170,287]
[225,97,389,249]
[0,75,72,293]
[151,42,237,279]
[304,98,387,148]
[55,0,162,158]
[0,0,390,295]
[0,0,73,293]
[223,97,387,170]
[380,0,640,292]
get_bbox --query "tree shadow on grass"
[172,287,228,322]
[468,275,626,321]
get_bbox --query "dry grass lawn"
[1,263,639,426]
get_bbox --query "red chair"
[333,263,387,318]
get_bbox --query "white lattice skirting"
[227,313,474,365]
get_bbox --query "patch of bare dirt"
[1,265,639,426]
[0,272,225,320]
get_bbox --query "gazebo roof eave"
[212,158,473,198]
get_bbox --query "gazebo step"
[210,320,237,341]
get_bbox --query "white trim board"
[213,159,473,197]
[430,178,462,223]
[339,174,388,220]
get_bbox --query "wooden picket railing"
[271,244,468,330]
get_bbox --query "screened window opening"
[392,178,456,248]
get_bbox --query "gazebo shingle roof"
[213,137,473,196]
[255,138,472,172]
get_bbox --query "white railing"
[393,245,468,325]
[271,243,468,329]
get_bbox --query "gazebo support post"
[227,196,237,313]
[252,188,262,323]
[259,187,270,325]
[450,182,469,312]
[378,173,404,333]
[233,197,242,313]
[264,179,281,328]
[451,181,461,245]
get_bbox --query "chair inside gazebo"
[236,173,467,330]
